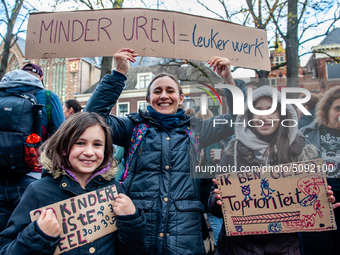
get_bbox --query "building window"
[280,57,284,62]
[193,98,201,114]
[117,102,130,117]
[269,78,276,86]
[52,58,66,101]
[208,98,221,116]
[191,97,221,116]
[326,61,340,80]
[137,73,154,89]
[138,101,148,111]
[276,57,279,62]
[139,75,149,88]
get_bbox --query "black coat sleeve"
[114,182,147,255]
[0,184,59,255]
[84,70,134,147]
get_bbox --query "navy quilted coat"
[85,71,246,255]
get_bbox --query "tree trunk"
[0,0,24,80]
[100,56,113,79]
[285,0,299,97]
[99,0,124,80]
[0,30,13,80]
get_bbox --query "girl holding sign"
[208,86,338,255]
[0,112,146,255]
[84,49,246,255]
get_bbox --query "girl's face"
[63,104,73,119]
[327,98,340,129]
[68,124,105,185]
[252,97,280,136]
[147,76,184,115]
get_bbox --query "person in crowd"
[196,109,223,248]
[209,85,339,255]
[113,144,125,180]
[20,63,65,140]
[0,112,146,255]
[63,99,82,119]
[185,107,196,116]
[84,48,246,255]
[298,92,320,129]
[300,86,340,255]
[0,64,65,232]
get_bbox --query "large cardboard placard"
[25,8,270,71]
[216,159,336,236]
[30,185,118,254]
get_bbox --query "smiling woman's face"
[147,76,184,115]
[252,96,280,136]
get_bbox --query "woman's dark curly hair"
[315,86,340,126]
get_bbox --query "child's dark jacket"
[0,170,146,255]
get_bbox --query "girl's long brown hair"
[248,100,294,164]
[40,112,114,173]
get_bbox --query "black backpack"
[0,88,45,178]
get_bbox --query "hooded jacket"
[84,70,246,255]
[0,153,147,255]
[209,86,318,255]
[0,70,65,147]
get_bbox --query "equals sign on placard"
[179,34,189,42]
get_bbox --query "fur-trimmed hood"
[40,150,117,181]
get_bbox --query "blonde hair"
[185,107,196,116]
[196,109,214,119]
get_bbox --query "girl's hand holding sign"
[37,208,61,237]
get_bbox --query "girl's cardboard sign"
[25,8,270,71]
[30,185,118,254]
[216,159,337,236]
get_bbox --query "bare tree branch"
[9,35,19,49]
[299,15,340,45]
[218,0,230,20]
[139,0,148,7]
[197,0,225,20]
[312,50,340,62]
[265,0,286,40]
[263,0,280,27]
[1,0,10,21]
[298,0,308,23]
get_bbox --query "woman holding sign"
[0,112,146,255]
[208,86,338,255]
[84,49,246,255]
